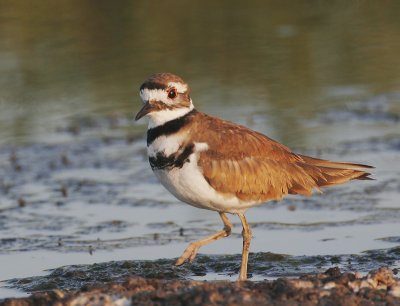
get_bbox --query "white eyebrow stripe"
[168,82,187,93]
[140,88,168,103]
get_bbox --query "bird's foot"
[175,242,199,266]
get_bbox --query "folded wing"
[192,113,373,203]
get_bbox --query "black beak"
[135,101,153,121]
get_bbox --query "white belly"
[152,151,260,213]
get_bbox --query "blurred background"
[1,0,399,145]
[1,0,400,298]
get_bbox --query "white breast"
[147,133,185,158]
[152,142,259,213]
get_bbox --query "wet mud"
[2,267,400,306]
[3,248,400,293]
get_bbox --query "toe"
[175,257,186,266]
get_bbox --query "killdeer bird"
[135,72,373,281]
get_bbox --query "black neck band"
[147,109,196,146]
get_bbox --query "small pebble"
[323,282,336,290]
[18,198,26,207]
[390,285,400,298]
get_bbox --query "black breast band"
[147,109,196,146]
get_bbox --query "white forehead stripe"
[140,88,168,103]
[168,82,187,93]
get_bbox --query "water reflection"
[0,1,400,145]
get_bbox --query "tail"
[289,155,374,195]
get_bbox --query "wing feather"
[187,112,372,203]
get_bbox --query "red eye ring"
[168,88,177,99]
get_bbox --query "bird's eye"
[168,88,177,99]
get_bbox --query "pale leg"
[238,212,252,281]
[176,212,233,266]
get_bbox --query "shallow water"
[1,0,400,299]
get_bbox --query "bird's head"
[135,73,193,127]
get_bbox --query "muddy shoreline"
[2,266,400,306]
[2,248,400,305]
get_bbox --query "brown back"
[183,111,372,202]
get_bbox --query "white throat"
[148,102,194,128]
